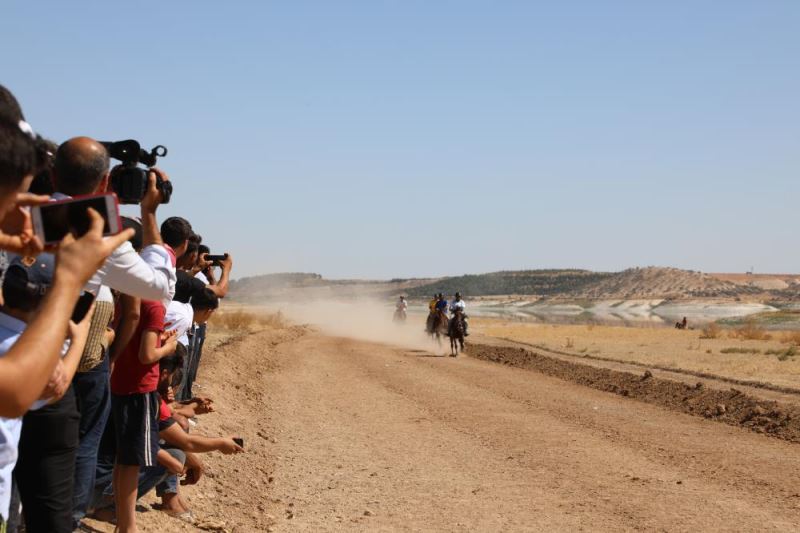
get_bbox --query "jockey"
[450,292,469,336]
[397,296,408,312]
[435,293,449,315]
[428,295,438,314]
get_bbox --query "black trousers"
[14,386,80,533]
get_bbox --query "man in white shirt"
[449,292,468,336]
[51,137,178,529]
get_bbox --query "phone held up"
[31,193,122,246]
[71,292,96,323]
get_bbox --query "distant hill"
[405,270,613,298]
[579,267,759,299]
[229,267,779,303]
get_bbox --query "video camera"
[101,140,173,204]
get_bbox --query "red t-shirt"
[159,398,171,422]
[111,300,165,395]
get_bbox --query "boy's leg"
[115,465,140,532]
[111,392,161,533]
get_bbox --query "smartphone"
[31,193,122,245]
[205,254,228,262]
[233,437,244,448]
[71,292,96,323]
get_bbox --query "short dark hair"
[0,118,38,192]
[28,138,57,195]
[160,217,193,249]
[160,345,186,388]
[191,288,219,310]
[160,346,185,375]
[54,138,109,196]
[0,85,24,123]
[185,240,199,257]
[174,271,205,303]
[197,244,210,256]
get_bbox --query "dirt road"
[247,327,800,532]
[97,324,800,532]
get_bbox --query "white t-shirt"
[195,271,209,285]
[165,300,194,346]
[450,300,466,313]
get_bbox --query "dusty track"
[101,326,800,531]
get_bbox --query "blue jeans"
[72,356,111,527]
[91,448,186,512]
[180,323,206,401]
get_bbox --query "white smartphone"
[31,193,122,245]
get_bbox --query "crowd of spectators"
[0,84,242,533]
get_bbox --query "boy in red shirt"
[110,299,177,532]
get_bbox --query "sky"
[2,1,799,279]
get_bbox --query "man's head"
[158,344,186,397]
[53,137,109,196]
[28,138,57,195]
[191,288,219,323]
[2,254,55,316]
[174,271,206,304]
[160,216,193,257]
[178,240,199,270]
[0,119,38,212]
[455,292,461,301]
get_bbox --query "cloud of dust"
[265,298,447,355]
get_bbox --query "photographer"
[49,137,180,529]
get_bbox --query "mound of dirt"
[469,342,800,443]
[577,267,754,299]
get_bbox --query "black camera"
[101,140,173,204]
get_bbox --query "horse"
[448,308,465,356]
[675,316,688,330]
[427,310,449,345]
[393,308,407,323]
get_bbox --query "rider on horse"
[394,295,408,322]
[435,293,449,316]
[449,292,468,336]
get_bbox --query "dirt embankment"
[470,342,800,443]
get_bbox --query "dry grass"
[470,317,800,389]
[781,331,800,344]
[700,322,721,339]
[730,319,772,341]
[720,347,760,355]
[211,309,287,333]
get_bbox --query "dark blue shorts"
[111,391,160,467]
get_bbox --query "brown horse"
[427,310,449,344]
[448,309,465,356]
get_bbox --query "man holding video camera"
[44,136,179,530]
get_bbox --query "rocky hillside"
[229,267,774,303]
[578,267,760,299]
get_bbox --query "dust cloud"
[262,299,447,355]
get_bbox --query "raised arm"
[0,210,134,417]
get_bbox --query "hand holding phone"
[31,193,122,246]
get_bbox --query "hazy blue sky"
[3,1,798,278]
